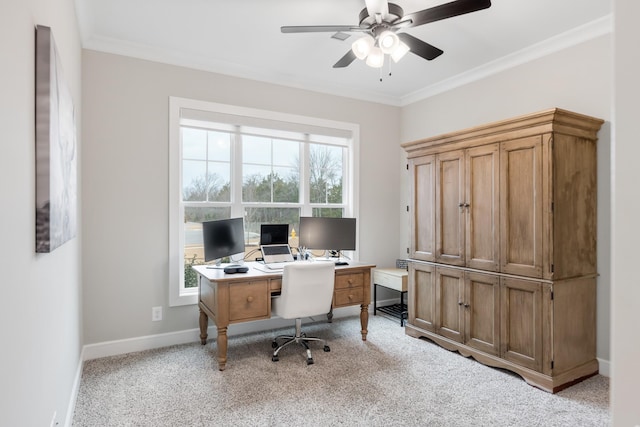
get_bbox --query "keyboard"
[264,262,293,270]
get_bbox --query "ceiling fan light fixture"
[378,30,399,54]
[365,46,384,68]
[391,40,410,63]
[351,35,375,60]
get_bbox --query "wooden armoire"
[401,108,604,392]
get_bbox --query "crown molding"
[80,14,611,108]
[400,14,613,106]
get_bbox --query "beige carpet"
[72,315,609,426]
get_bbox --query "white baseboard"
[82,306,361,361]
[63,349,85,427]
[597,357,610,377]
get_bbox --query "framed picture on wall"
[35,25,77,253]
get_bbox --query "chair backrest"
[275,262,335,319]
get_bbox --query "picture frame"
[35,25,77,253]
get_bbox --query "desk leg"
[360,304,369,341]
[327,306,334,323]
[216,326,228,371]
[199,308,208,345]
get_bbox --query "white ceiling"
[74,0,611,106]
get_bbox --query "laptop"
[260,244,295,269]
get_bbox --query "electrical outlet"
[152,306,162,321]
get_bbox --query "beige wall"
[611,1,640,423]
[399,34,612,365]
[0,0,83,425]
[81,50,402,344]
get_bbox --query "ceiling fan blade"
[333,50,357,68]
[281,25,365,33]
[403,0,491,28]
[397,33,444,61]
[390,18,413,30]
[365,0,389,20]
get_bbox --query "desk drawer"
[229,281,269,321]
[335,273,364,290]
[334,288,364,307]
[269,279,282,293]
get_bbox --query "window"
[169,97,359,306]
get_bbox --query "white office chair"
[271,261,335,365]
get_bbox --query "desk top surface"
[193,260,376,282]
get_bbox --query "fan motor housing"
[359,3,404,27]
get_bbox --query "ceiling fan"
[281,0,491,69]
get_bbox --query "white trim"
[81,34,401,106]
[82,307,361,361]
[169,99,197,306]
[597,357,610,378]
[62,349,85,427]
[169,97,360,306]
[82,17,611,107]
[400,15,612,105]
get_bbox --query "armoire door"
[464,271,500,356]
[465,144,500,271]
[434,266,465,342]
[500,136,544,278]
[436,150,465,266]
[409,155,436,261]
[408,262,436,332]
[500,277,543,372]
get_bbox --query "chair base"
[271,318,330,365]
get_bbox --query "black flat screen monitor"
[260,224,289,245]
[298,217,356,252]
[202,217,245,263]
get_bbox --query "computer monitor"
[202,217,245,265]
[259,224,289,245]
[298,216,356,256]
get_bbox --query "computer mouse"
[224,265,249,274]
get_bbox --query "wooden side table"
[372,268,408,326]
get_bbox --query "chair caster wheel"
[323,345,330,352]
[271,341,278,349]
[272,356,279,362]
[306,358,314,365]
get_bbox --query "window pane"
[244,207,301,249]
[182,128,206,160]
[183,207,231,287]
[243,165,272,202]
[207,161,231,202]
[312,207,344,218]
[272,139,297,166]
[243,135,270,165]
[183,160,207,201]
[207,131,231,162]
[243,136,300,203]
[309,144,343,204]
[183,128,231,202]
[273,166,299,202]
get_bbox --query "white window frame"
[169,97,360,306]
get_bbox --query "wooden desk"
[193,261,375,370]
